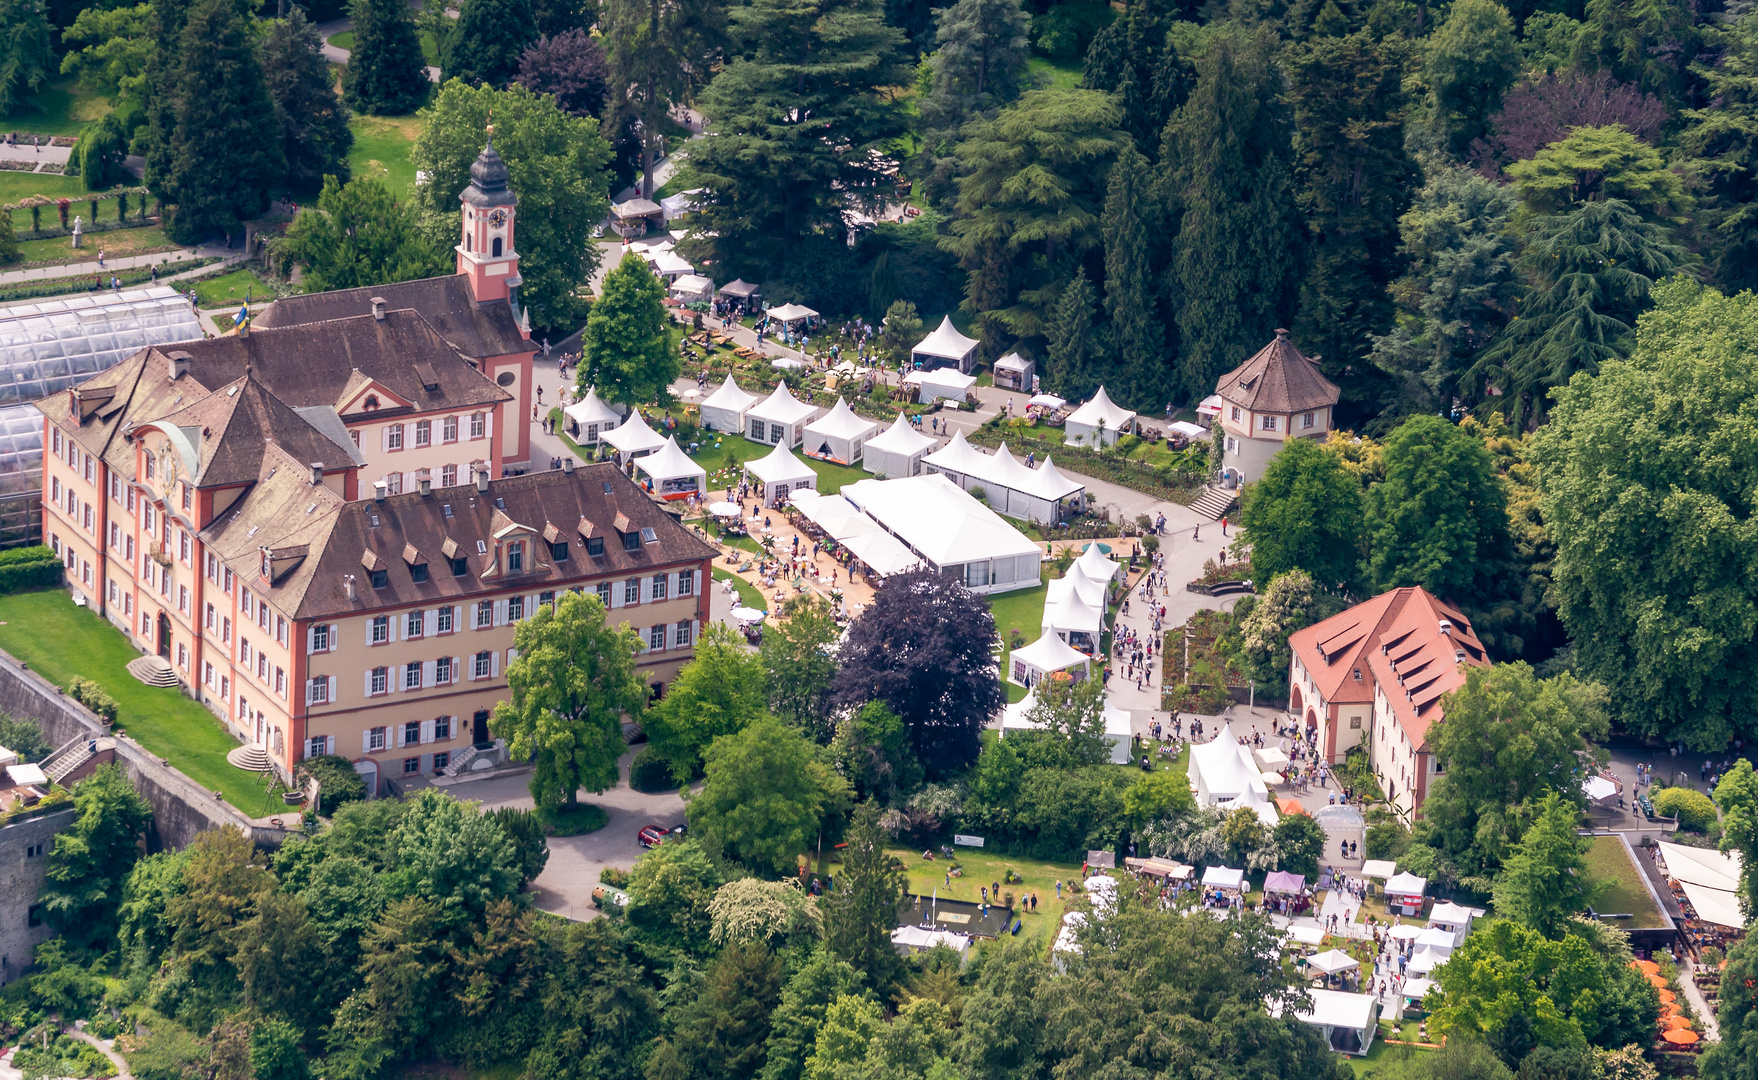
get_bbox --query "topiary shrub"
[297,754,367,814]
[65,677,117,723]
[1654,786,1718,832]
[628,745,677,792]
[0,545,61,593]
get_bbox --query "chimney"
[561,456,574,475]
[373,480,387,502]
[371,296,387,321]
[309,462,324,486]
[344,574,356,601]
[168,351,191,381]
[476,470,489,493]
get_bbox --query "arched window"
[465,231,471,252]
[492,236,503,257]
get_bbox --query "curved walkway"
[67,1026,133,1079]
[316,5,444,82]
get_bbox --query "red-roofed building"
[1288,587,1489,821]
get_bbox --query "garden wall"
[0,645,294,851]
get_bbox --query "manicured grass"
[711,567,767,613]
[888,844,1088,953]
[1349,1036,1434,1077]
[0,171,90,204]
[988,576,1048,704]
[702,519,762,555]
[0,590,284,817]
[0,77,111,137]
[348,114,423,197]
[17,224,173,266]
[538,802,608,836]
[1027,55,1084,92]
[1583,834,1666,928]
[190,268,279,310]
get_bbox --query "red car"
[638,824,685,848]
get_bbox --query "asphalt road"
[458,753,687,921]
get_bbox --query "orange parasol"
[1660,1003,1680,1018]
[1663,1029,1700,1046]
[1663,1016,1693,1031]
[1634,959,1661,976]
[1658,989,1677,1004]
[1647,974,1668,988]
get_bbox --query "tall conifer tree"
[342,0,430,115]
[1045,267,1098,400]
[442,0,537,87]
[1101,144,1165,408]
[262,8,353,194]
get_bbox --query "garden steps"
[441,745,481,777]
[224,743,273,773]
[41,734,95,784]
[124,655,180,689]
[1188,485,1237,521]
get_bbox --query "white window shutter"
[491,650,500,677]
[423,660,436,687]
[327,676,337,703]
[454,605,464,629]
[484,412,494,441]
[389,617,398,643]
[366,621,374,645]
[421,719,435,744]
[330,625,339,652]
[362,729,372,753]
[381,426,391,452]
[494,599,507,626]
[324,735,335,755]
[508,647,519,662]
[395,725,405,748]
[307,626,316,654]
[364,671,373,697]
[692,620,700,646]
[453,657,462,684]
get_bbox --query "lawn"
[888,844,1086,954]
[0,590,284,817]
[1349,1036,1435,1078]
[348,114,423,197]
[1583,834,1666,928]
[0,171,89,204]
[328,30,441,67]
[712,566,766,612]
[987,577,1049,704]
[0,77,111,137]
[190,268,280,310]
[1027,55,1084,92]
[17,224,174,266]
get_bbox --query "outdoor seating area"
[1655,841,1747,955]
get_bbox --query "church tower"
[456,130,521,307]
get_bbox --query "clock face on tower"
[488,209,507,229]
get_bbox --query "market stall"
[862,413,936,478]
[1201,865,1247,906]
[994,352,1035,391]
[905,367,979,405]
[1263,870,1311,915]
[670,274,715,303]
[1305,949,1361,989]
[634,437,708,500]
[718,279,761,312]
[766,302,818,330]
[700,374,759,435]
[911,315,981,374]
[563,386,624,445]
[1064,386,1138,447]
[1384,872,1428,916]
[1008,631,1092,689]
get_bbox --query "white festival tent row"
[862,413,937,478]
[563,386,625,445]
[634,436,707,500]
[803,397,879,465]
[999,685,1131,763]
[905,367,979,405]
[700,374,760,434]
[840,474,1043,595]
[911,315,981,374]
[745,381,819,448]
[1064,386,1139,447]
[1658,841,1748,929]
[602,408,668,461]
[1041,591,1106,649]
[746,442,817,507]
[922,431,1086,525]
[1006,631,1093,689]
[1048,562,1110,610]
[786,490,922,577]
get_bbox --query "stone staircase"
[442,745,481,777]
[125,655,180,688]
[1189,485,1237,521]
[41,735,95,784]
[225,743,273,772]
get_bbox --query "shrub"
[296,754,367,813]
[486,806,549,885]
[0,546,61,593]
[1654,786,1718,832]
[0,714,50,762]
[65,677,117,723]
[629,745,677,792]
[599,865,630,888]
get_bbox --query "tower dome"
[462,136,516,209]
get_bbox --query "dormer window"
[1353,668,1361,681]
[451,556,469,576]
[506,541,524,573]
[261,551,271,580]
[411,562,429,583]
[588,536,605,557]
[622,531,640,552]
[370,568,388,589]
[551,541,569,561]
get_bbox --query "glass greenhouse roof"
[0,286,204,406]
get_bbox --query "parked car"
[637,824,687,848]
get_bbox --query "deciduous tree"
[1239,437,1364,589]
[1493,791,1595,937]
[493,591,647,810]
[1424,0,1520,155]
[579,251,677,407]
[760,595,841,740]
[38,764,152,949]
[689,714,850,876]
[1365,414,1511,601]
[512,28,609,118]
[281,177,451,291]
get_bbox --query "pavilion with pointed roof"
[1214,328,1340,486]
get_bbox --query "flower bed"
[1161,608,1247,711]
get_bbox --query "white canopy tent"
[1387,924,1425,942]
[1307,949,1359,976]
[745,382,819,448]
[1407,949,1447,976]
[1427,901,1478,945]
[660,188,703,222]
[922,432,1086,525]
[1168,420,1209,442]
[891,925,971,960]
[1398,978,1435,1010]
[1064,386,1138,447]
[839,529,922,577]
[563,386,624,445]
[788,489,867,536]
[1041,590,1106,650]
[1202,866,1247,892]
[766,302,818,327]
[1273,989,1381,1056]
[635,437,707,500]
[1190,724,1278,826]
[670,274,715,302]
[803,397,879,464]
[1286,924,1326,947]
[788,490,922,576]
[905,367,978,405]
[993,351,1034,391]
[1074,542,1120,583]
[700,374,759,435]
[1360,860,1398,881]
[862,413,936,478]
[602,409,668,461]
[645,249,695,281]
[746,443,817,507]
[840,474,1043,595]
[1007,632,1092,688]
[1658,841,1748,929]
[1047,562,1109,611]
[911,315,981,374]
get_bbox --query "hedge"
[65,676,117,723]
[629,745,678,792]
[1654,786,1718,832]
[0,546,61,594]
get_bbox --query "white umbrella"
[1029,394,1066,408]
[730,606,767,621]
[1387,924,1424,941]
[707,501,741,516]
[682,387,701,400]
[1260,771,1285,786]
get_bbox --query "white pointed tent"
[1064,386,1138,447]
[601,409,668,461]
[922,432,1085,525]
[862,413,936,478]
[562,386,624,445]
[1047,562,1108,610]
[700,374,758,434]
[1008,632,1091,688]
[746,442,817,507]
[1041,589,1105,650]
[745,381,818,447]
[645,249,695,281]
[635,436,708,500]
[1075,542,1120,583]
[803,397,879,464]
[1190,724,1277,824]
[911,315,981,374]
[904,366,978,404]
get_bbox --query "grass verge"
[538,802,608,836]
[988,576,1048,704]
[17,224,173,266]
[711,566,766,612]
[348,114,424,197]
[0,590,283,817]
[0,78,111,138]
[190,268,280,310]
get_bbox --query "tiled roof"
[201,458,717,620]
[1215,329,1340,415]
[1287,589,1407,708]
[145,376,362,488]
[254,276,531,360]
[1364,590,1487,750]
